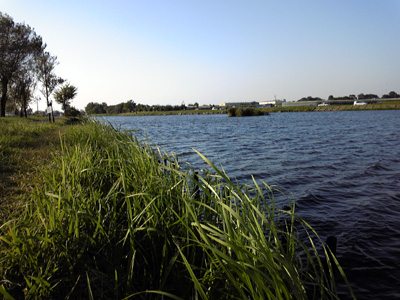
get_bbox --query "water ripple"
[100,110,400,299]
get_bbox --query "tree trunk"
[51,103,55,122]
[45,86,51,122]
[1,79,9,117]
[23,101,28,118]
[21,84,28,118]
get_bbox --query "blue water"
[99,110,400,299]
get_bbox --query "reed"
[0,119,354,299]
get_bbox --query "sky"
[2,0,400,111]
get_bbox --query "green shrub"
[65,106,81,117]
[227,107,236,117]
[227,107,266,117]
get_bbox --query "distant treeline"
[85,100,193,114]
[86,90,400,115]
[298,91,400,102]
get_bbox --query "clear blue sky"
[2,0,400,110]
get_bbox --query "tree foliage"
[84,101,188,115]
[357,93,378,100]
[302,92,399,102]
[9,75,35,117]
[328,95,357,100]
[54,83,78,111]
[298,96,322,102]
[0,12,43,117]
[381,91,400,99]
[1,12,75,119]
[85,102,107,114]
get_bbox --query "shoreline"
[88,102,400,117]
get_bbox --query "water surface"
[100,111,400,299]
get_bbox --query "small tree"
[36,51,64,122]
[54,83,77,112]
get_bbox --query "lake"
[99,110,400,299]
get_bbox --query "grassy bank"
[0,117,68,220]
[0,118,354,299]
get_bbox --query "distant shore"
[89,101,400,117]
[264,101,400,113]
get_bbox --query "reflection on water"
[100,110,400,299]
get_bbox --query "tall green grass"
[0,120,355,299]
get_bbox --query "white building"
[259,99,286,107]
